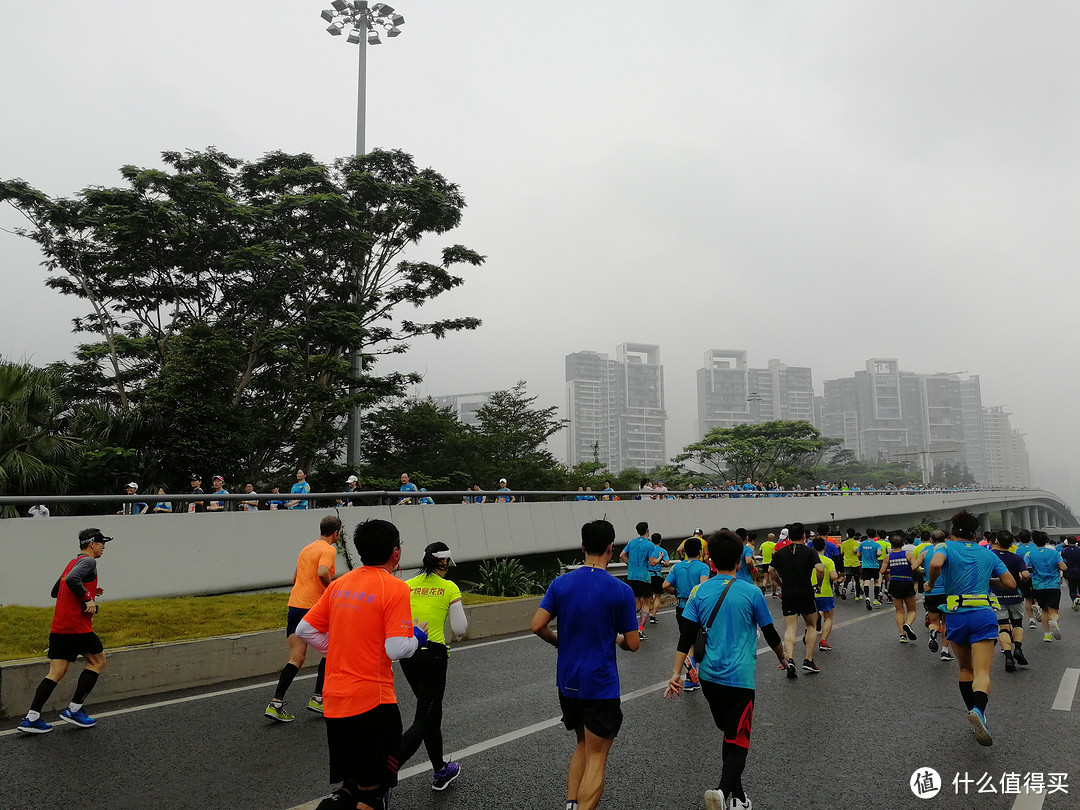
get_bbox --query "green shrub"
[465,558,544,597]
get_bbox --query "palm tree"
[0,361,82,516]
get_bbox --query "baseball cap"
[126,482,139,489]
[78,528,114,547]
[499,478,507,484]
[213,475,224,482]
[694,528,703,535]
[189,473,201,481]
[346,475,358,483]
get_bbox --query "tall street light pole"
[319,1,406,466]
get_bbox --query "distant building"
[696,350,815,436]
[432,391,497,427]
[565,343,666,472]
[983,406,1031,488]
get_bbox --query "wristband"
[413,626,428,647]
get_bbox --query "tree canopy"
[1,148,484,487]
[675,420,838,484]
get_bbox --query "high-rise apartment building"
[983,406,1031,488]
[565,343,666,472]
[696,350,815,436]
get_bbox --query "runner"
[647,532,671,624]
[811,537,839,651]
[1025,531,1067,642]
[17,528,113,734]
[620,521,660,639]
[1014,530,1038,628]
[400,542,469,791]
[296,518,426,810]
[531,519,640,810]
[665,529,788,810]
[769,522,825,676]
[1061,536,1080,611]
[927,510,1016,746]
[758,533,777,596]
[885,533,918,644]
[840,529,861,601]
[912,530,934,595]
[876,530,893,603]
[266,515,341,722]
[663,537,711,692]
[920,530,953,661]
[735,529,756,585]
[858,532,883,609]
[989,531,1029,671]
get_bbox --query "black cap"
[78,528,114,547]
[189,473,201,481]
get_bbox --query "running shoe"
[839,588,846,601]
[899,635,909,644]
[638,631,649,641]
[967,707,993,747]
[802,659,820,674]
[432,761,461,791]
[903,623,918,641]
[682,680,700,692]
[924,614,931,628]
[16,717,52,734]
[1044,633,1053,642]
[1050,620,1062,640]
[315,789,354,809]
[1004,651,1016,673]
[786,659,799,679]
[704,789,726,810]
[818,641,833,651]
[307,696,324,714]
[59,708,96,728]
[865,597,873,612]
[648,616,658,624]
[1028,618,1037,629]
[729,798,753,810]
[854,594,863,601]
[1033,603,1043,620]
[1073,597,1080,613]
[1014,648,1029,665]
[940,649,954,661]
[872,600,882,607]
[928,629,939,653]
[264,702,295,722]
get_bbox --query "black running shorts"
[924,594,948,615]
[888,581,916,600]
[629,579,653,599]
[1034,588,1061,611]
[325,703,402,788]
[781,593,818,617]
[650,575,665,595]
[559,693,623,739]
[860,568,879,581]
[700,681,755,748]
[47,632,104,662]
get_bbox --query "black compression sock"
[973,691,988,712]
[959,681,975,711]
[874,586,881,601]
[72,669,100,704]
[315,658,326,696]
[30,677,60,713]
[1014,641,1022,652]
[274,663,299,701]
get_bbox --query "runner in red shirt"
[17,528,113,734]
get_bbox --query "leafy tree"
[675,420,835,484]
[800,458,920,489]
[930,461,977,488]
[0,148,484,485]
[361,398,469,490]
[0,362,82,515]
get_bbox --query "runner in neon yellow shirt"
[812,538,839,650]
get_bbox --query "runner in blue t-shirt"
[647,533,671,627]
[665,530,787,810]
[532,519,639,810]
[858,536,883,608]
[1024,532,1067,641]
[620,521,660,638]
[1014,530,1038,628]
[928,511,1015,747]
[663,537,711,692]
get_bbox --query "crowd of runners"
[14,510,1080,810]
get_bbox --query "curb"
[0,596,543,720]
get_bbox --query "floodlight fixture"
[321,9,335,22]
[390,13,404,25]
[367,30,381,44]
[347,30,362,43]
[331,0,348,11]
[377,4,395,14]
[327,23,342,35]
[387,26,401,37]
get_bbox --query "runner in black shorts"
[768,523,825,677]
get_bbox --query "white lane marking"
[1010,791,1047,810]
[1051,667,1080,711]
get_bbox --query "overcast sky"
[2,1,1078,498]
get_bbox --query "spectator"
[27,504,50,518]
[601,481,615,501]
[398,472,419,505]
[268,486,285,511]
[152,488,172,514]
[463,484,485,505]
[418,488,434,505]
[118,482,148,515]
[207,476,229,512]
[337,475,360,507]
[495,478,515,503]
[240,483,260,512]
[286,470,310,510]
[187,475,206,513]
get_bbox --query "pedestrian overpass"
[1,488,1073,607]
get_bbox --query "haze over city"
[2,2,1079,502]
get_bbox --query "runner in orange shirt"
[265,515,342,722]
[297,519,427,810]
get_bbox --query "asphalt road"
[3,592,1079,810]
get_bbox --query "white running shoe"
[729,798,753,810]
[704,789,726,810]
[1050,620,1062,640]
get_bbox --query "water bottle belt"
[945,594,1001,610]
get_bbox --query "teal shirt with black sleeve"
[683,575,774,689]
[665,559,711,607]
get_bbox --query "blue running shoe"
[967,708,992,746]
[16,717,52,734]
[59,708,96,728]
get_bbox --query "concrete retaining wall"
[0,596,542,720]
[1,491,1070,606]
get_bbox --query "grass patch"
[1,590,535,661]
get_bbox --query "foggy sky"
[2,1,1078,498]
